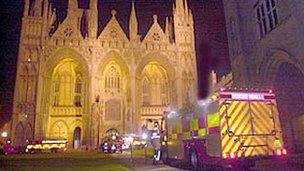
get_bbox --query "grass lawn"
[0,152,133,171]
[132,148,154,158]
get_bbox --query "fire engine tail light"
[276,149,282,156]
[224,152,238,159]
[275,149,287,156]
[282,149,287,155]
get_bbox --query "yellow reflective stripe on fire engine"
[191,119,199,131]
[177,124,182,133]
[221,100,283,157]
[183,131,191,139]
[172,134,177,140]
[221,101,251,156]
[168,126,173,134]
[207,112,220,128]
[198,128,207,138]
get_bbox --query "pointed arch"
[98,51,130,93]
[258,49,304,86]
[140,62,169,106]
[14,122,25,145]
[50,120,69,139]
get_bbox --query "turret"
[173,0,194,48]
[68,0,78,11]
[129,1,138,42]
[89,0,98,38]
[24,0,30,17]
[32,0,43,17]
[165,17,173,42]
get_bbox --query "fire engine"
[162,89,286,169]
[25,139,67,153]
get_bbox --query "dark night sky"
[0,0,230,98]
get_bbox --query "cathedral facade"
[11,0,197,149]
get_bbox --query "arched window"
[50,121,68,139]
[74,75,82,107]
[53,75,60,106]
[51,59,84,107]
[142,77,150,106]
[104,62,122,92]
[141,62,169,106]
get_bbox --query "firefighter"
[151,122,161,164]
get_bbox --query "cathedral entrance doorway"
[73,127,81,149]
[274,63,304,153]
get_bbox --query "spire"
[33,0,43,17]
[89,0,98,38]
[43,0,48,19]
[49,8,57,28]
[90,0,98,10]
[129,1,138,42]
[68,0,78,13]
[48,2,52,19]
[175,0,184,15]
[165,17,170,35]
[165,17,170,41]
[184,0,189,15]
[24,0,30,16]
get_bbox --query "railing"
[141,106,167,116]
[50,106,82,116]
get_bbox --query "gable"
[98,11,129,42]
[143,15,168,44]
[51,10,83,39]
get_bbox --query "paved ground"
[111,152,184,171]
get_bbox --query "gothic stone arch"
[135,52,176,131]
[40,48,90,144]
[258,49,304,153]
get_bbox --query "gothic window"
[52,59,84,107]
[152,33,160,41]
[64,27,73,37]
[256,0,278,38]
[104,62,121,92]
[54,81,60,106]
[74,75,82,107]
[51,121,68,139]
[110,28,118,39]
[105,100,121,121]
[142,78,150,106]
[161,82,168,105]
[141,63,169,106]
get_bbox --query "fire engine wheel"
[190,150,202,171]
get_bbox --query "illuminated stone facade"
[11,0,197,149]
[223,0,304,153]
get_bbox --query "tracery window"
[51,59,84,107]
[50,121,68,139]
[141,63,169,106]
[74,75,82,107]
[104,62,122,92]
[142,78,150,106]
[256,0,278,38]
